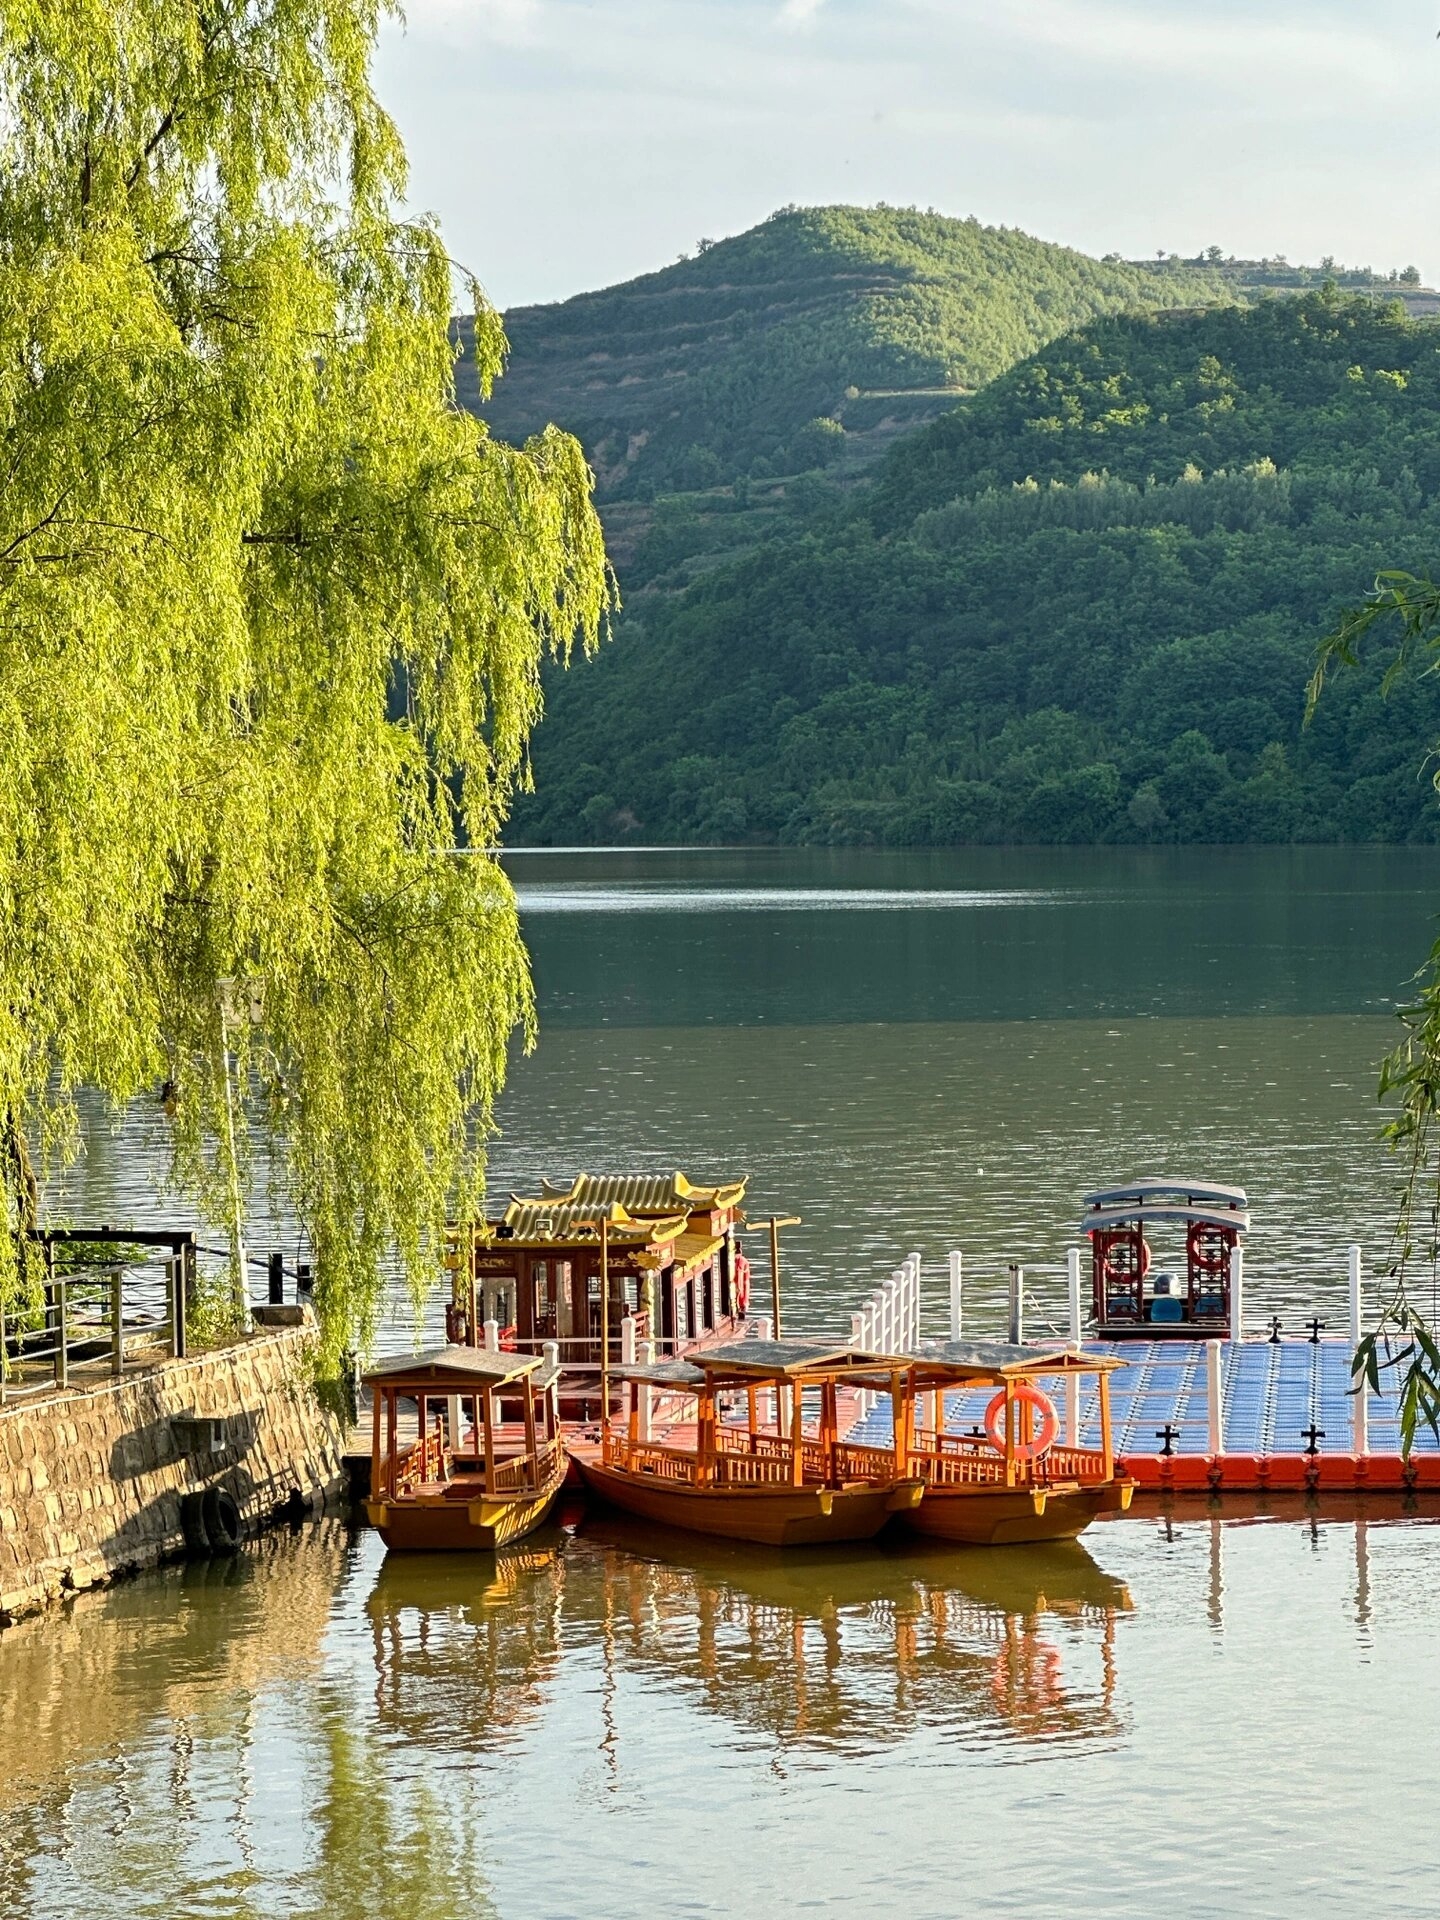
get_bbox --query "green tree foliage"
[513,295,1440,851]
[469,204,1232,507]
[0,0,610,1364]
[1311,574,1440,1450]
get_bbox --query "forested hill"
[464,206,1227,505]
[513,293,1440,848]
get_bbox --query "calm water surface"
[54,845,1440,1338]
[2,1509,1437,1919]
[15,846,1440,1919]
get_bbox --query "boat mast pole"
[766,1215,801,1339]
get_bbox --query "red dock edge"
[1118,1452,1440,1493]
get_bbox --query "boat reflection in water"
[361,1520,1133,1759]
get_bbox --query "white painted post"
[638,1337,654,1441]
[1353,1371,1369,1457]
[908,1252,922,1346]
[1229,1246,1244,1346]
[447,1394,462,1450]
[1008,1266,1023,1344]
[1067,1247,1083,1349]
[1206,1338,1224,1455]
[948,1250,963,1341]
[543,1339,561,1437]
[483,1317,500,1352]
[1348,1245,1363,1349]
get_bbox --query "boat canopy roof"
[610,1358,708,1388]
[1083,1177,1247,1209]
[363,1345,557,1390]
[692,1339,899,1380]
[1081,1202,1250,1235]
[527,1171,748,1215]
[914,1338,1125,1380]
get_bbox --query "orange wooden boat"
[364,1346,566,1551]
[899,1341,1133,1545]
[572,1341,925,1547]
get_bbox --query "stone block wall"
[0,1321,346,1623]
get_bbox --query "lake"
[12,844,1440,1920]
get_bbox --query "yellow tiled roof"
[493,1200,690,1247]
[528,1171,748,1215]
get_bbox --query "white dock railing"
[842,1240,1374,1450]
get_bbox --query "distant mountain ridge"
[512,292,1440,850]
[462,205,1231,514]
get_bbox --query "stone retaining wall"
[0,1319,346,1623]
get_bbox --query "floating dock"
[848,1337,1440,1493]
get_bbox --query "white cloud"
[374,0,1440,304]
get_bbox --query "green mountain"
[465,205,1229,577]
[513,292,1440,847]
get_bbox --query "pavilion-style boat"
[900,1341,1133,1546]
[572,1341,925,1547]
[364,1347,567,1552]
[1083,1178,1249,1338]
[443,1172,755,1418]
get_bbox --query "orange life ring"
[983,1384,1059,1462]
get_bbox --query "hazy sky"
[373,0,1438,311]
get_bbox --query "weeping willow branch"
[0,0,613,1372]
[1310,570,1440,1453]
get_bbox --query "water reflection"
[364,1544,566,1754]
[357,1523,1134,1761]
[7,1510,1440,1918]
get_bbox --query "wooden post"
[371,1387,382,1500]
[110,1266,124,1376]
[55,1265,67,1390]
[1003,1380,1016,1487]
[790,1374,805,1485]
[600,1215,611,1432]
[1229,1244,1244,1346]
[638,1337,654,1442]
[747,1383,757,1448]
[481,1380,495,1487]
[697,1386,715,1486]
[890,1369,906,1475]
[522,1373,538,1488]
[770,1218,783,1339]
[216,994,249,1319]
[1206,1338,1224,1455]
[386,1389,397,1499]
[1098,1371,1114,1478]
[766,1216,801,1341]
[948,1250,963,1340]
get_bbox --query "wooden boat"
[899,1340,1133,1546]
[572,1341,925,1547]
[1082,1177,1249,1338]
[364,1346,567,1551]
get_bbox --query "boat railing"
[911,1430,1112,1489]
[489,1435,564,1494]
[832,1439,901,1483]
[393,1426,447,1493]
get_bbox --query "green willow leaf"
[0,2,613,1371]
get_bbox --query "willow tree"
[1312,576,1440,1448]
[0,1,610,1366]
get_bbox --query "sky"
[372,0,1440,311]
